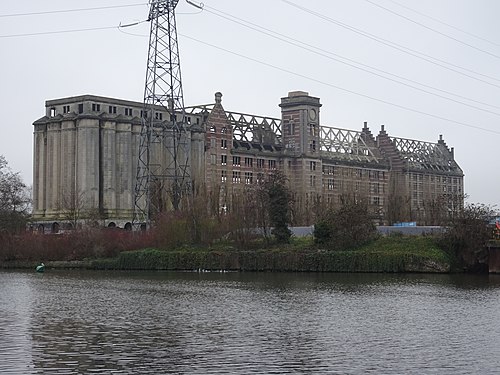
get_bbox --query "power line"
[281,0,500,87]
[0,3,147,18]
[180,33,500,135]
[386,0,500,48]
[203,5,500,116]
[364,0,500,60]
[0,26,119,38]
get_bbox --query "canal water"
[1,270,499,374]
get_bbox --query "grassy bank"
[0,234,453,273]
[87,236,451,273]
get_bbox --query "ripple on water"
[1,271,500,374]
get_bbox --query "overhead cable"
[281,0,500,87]
[386,0,500,48]
[203,5,500,115]
[180,33,500,135]
[364,0,500,59]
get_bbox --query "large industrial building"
[32,90,464,232]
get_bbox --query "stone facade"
[32,91,464,231]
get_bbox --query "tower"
[133,0,191,229]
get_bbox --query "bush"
[438,203,493,272]
[314,199,377,250]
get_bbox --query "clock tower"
[280,91,322,157]
[279,91,323,199]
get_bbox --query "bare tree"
[59,189,87,230]
[0,156,31,232]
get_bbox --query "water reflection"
[1,270,499,374]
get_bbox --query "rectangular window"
[257,159,265,168]
[310,175,316,187]
[232,156,241,166]
[210,154,216,164]
[63,105,70,114]
[327,179,334,190]
[244,157,253,167]
[210,139,216,148]
[125,108,133,116]
[221,155,227,166]
[221,139,227,149]
[310,161,316,171]
[221,170,227,183]
[155,112,163,120]
[245,172,253,184]
[109,106,117,114]
[232,171,241,183]
[268,160,276,169]
[78,104,84,114]
[309,140,316,152]
[92,103,101,112]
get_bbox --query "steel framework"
[391,136,458,172]
[133,0,191,229]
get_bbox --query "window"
[310,161,316,171]
[327,179,334,190]
[257,159,265,168]
[310,175,316,187]
[232,156,241,166]
[221,139,227,149]
[210,139,216,148]
[323,165,334,175]
[286,121,295,135]
[78,104,84,114]
[155,112,163,120]
[109,106,117,114]
[50,107,56,117]
[244,157,253,167]
[92,103,101,112]
[125,108,133,116]
[221,170,227,183]
[232,171,241,183]
[372,196,381,206]
[221,155,227,166]
[210,126,216,133]
[63,105,70,114]
[141,110,148,118]
[245,172,253,184]
[309,140,316,152]
[210,154,216,164]
[221,126,227,134]
[309,124,316,136]
[268,160,276,169]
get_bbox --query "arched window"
[51,222,60,234]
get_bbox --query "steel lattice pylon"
[133,0,191,229]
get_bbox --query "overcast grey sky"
[1,0,499,206]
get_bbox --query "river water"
[1,270,499,374]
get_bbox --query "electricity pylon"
[133,0,191,229]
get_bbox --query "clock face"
[309,108,317,121]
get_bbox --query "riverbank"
[1,236,453,273]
